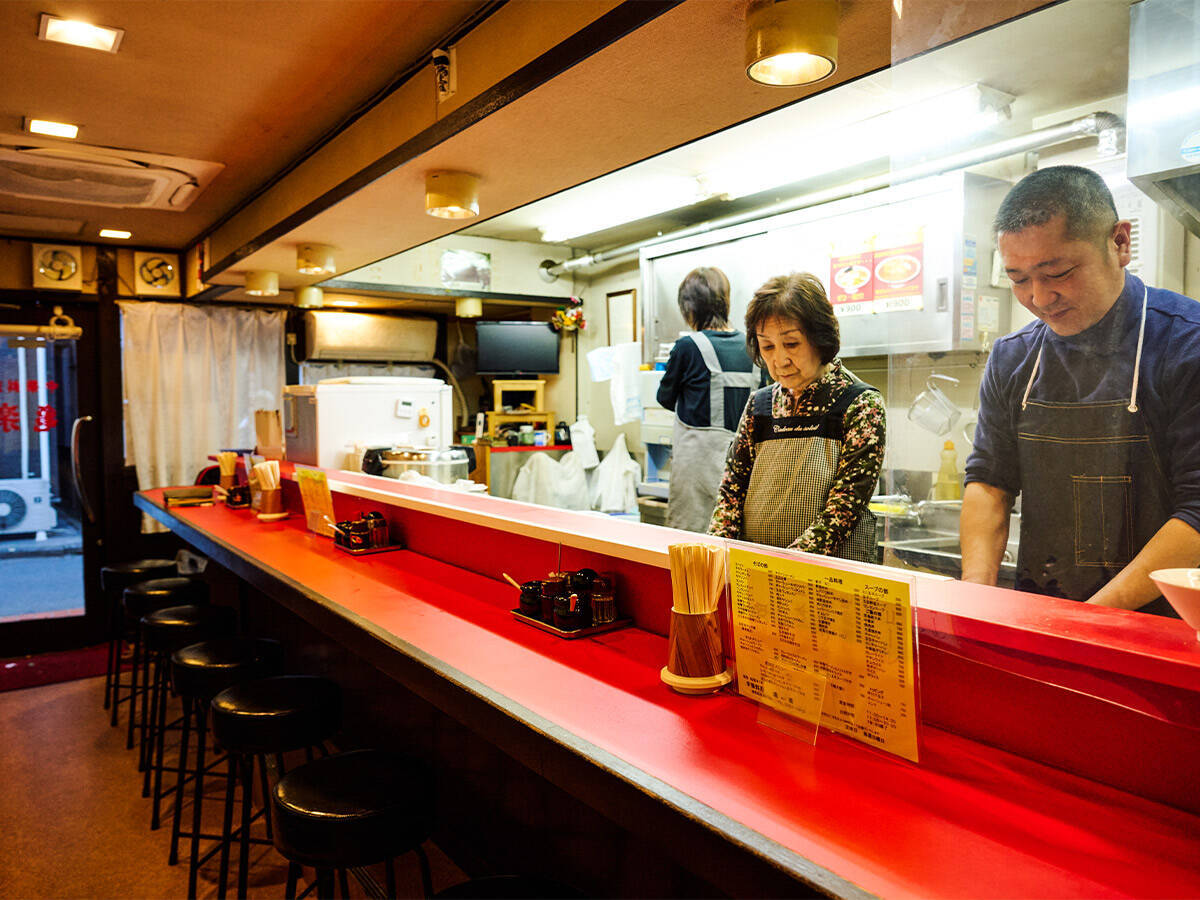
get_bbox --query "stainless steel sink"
[882,533,1018,587]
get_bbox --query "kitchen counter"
[135,476,1200,899]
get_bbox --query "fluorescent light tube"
[25,118,79,139]
[39,14,125,52]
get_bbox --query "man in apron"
[961,166,1200,614]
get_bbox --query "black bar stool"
[100,560,178,718]
[209,675,342,900]
[140,602,236,811]
[122,577,209,756]
[165,637,285,872]
[271,748,435,900]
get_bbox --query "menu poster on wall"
[728,547,920,763]
[872,242,925,313]
[830,250,875,317]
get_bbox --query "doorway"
[0,300,105,656]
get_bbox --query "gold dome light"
[425,171,480,219]
[745,0,838,87]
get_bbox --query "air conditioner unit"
[0,479,57,536]
[0,134,223,211]
[304,311,438,362]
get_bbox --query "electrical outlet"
[286,333,297,346]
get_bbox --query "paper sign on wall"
[728,547,919,762]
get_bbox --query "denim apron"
[1014,284,1177,615]
[666,332,759,533]
[742,380,877,562]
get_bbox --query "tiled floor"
[0,674,464,899]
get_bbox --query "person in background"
[708,273,885,561]
[657,266,760,532]
[961,165,1200,615]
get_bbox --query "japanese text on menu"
[728,547,919,762]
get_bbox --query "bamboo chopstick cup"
[661,543,732,695]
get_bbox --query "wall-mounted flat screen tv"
[475,321,560,375]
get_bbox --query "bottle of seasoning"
[553,590,587,631]
[364,511,389,548]
[590,575,616,625]
[346,518,371,550]
[519,581,543,619]
[540,573,566,623]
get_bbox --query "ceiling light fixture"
[745,0,838,87]
[98,228,131,240]
[294,286,324,308]
[296,243,337,275]
[244,270,279,297]
[25,118,78,139]
[38,14,125,53]
[455,297,482,318]
[425,171,479,219]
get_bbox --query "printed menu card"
[728,547,920,762]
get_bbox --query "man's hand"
[960,482,1015,586]
[1088,518,1200,610]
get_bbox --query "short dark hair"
[744,272,839,366]
[993,165,1119,244]
[677,266,731,332]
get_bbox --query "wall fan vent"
[0,136,223,211]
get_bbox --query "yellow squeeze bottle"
[933,440,962,501]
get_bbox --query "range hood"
[1127,0,1200,237]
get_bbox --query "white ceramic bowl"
[1148,568,1200,640]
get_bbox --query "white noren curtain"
[119,302,286,531]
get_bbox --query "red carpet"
[0,643,110,692]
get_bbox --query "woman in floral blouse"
[708,272,886,562]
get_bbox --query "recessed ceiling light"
[99,229,131,240]
[38,14,125,53]
[25,118,79,139]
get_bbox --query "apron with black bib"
[667,332,760,533]
[1015,284,1177,615]
[742,380,877,562]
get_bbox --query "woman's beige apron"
[666,332,759,533]
[743,382,877,562]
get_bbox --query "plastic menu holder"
[295,466,335,537]
[726,542,921,763]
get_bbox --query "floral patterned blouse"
[707,359,887,554]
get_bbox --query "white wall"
[349,234,578,298]
[576,260,644,457]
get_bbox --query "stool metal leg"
[187,705,209,900]
[285,862,301,900]
[415,845,433,898]
[384,859,397,900]
[148,657,171,812]
[137,643,154,763]
[237,754,254,899]
[217,755,238,900]
[337,868,350,899]
[124,629,142,746]
[169,696,193,865]
[257,754,274,841]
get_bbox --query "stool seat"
[171,638,284,701]
[142,603,235,652]
[272,749,434,869]
[124,577,207,618]
[101,559,178,593]
[211,675,340,754]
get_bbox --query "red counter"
[136,477,1200,899]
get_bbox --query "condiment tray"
[510,609,633,640]
[334,543,406,557]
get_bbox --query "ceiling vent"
[0,134,223,211]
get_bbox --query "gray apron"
[743,381,877,562]
[1014,285,1177,615]
[666,332,760,533]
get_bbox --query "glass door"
[0,300,104,656]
